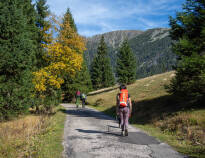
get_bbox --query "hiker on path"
[116,84,132,136]
[80,93,87,108]
[75,90,81,108]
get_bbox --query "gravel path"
[62,103,186,158]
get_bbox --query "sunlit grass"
[0,106,66,158]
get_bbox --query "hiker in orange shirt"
[116,85,132,136]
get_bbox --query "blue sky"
[47,0,186,37]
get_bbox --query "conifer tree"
[116,40,136,84]
[168,0,205,102]
[90,36,115,89]
[36,0,51,68]
[90,56,103,89]
[0,0,37,119]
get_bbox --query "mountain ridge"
[85,28,176,79]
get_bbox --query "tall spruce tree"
[36,0,51,68]
[116,40,136,84]
[0,0,37,119]
[34,0,56,113]
[90,56,103,89]
[23,0,38,64]
[168,0,205,102]
[60,8,92,101]
[90,36,115,89]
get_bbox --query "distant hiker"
[116,84,132,136]
[76,90,81,108]
[80,93,87,108]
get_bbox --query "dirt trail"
[62,104,186,158]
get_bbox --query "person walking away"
[116,85,132,136]
[81,93,86,108]
[76,90,81,108]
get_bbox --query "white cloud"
[46,0,186,36]
[137,17,168,29]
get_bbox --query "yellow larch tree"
[33,13,86,97]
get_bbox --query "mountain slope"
[85,28,176,79]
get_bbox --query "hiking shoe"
[125,129,128,136]
[121,131,124,136]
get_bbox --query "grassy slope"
[0,106,66,158]
[87,71,205,158]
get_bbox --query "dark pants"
[119,107,129,131]
[82,99,85,108]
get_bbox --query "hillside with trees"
[85,28,176,79]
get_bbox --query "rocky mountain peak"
[86,30,143,48]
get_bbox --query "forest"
[0,0,204,120]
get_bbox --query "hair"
[120,84,126,90]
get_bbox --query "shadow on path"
[76,128,120,137]
[62,105,160,145]
[59,107,114,121]
[75,128,160,145]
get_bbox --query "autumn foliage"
[33,14,86,93]
[0,0,87,118]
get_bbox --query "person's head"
[120,84,126,90]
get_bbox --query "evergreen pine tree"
[36,0,51,68]
[103,57,115,87]
[116,40,136,84]
[0,0,37,119]
[168,0,205,102]
[90,36,115,89]
[23,0,38,64]
[90,56,103,89]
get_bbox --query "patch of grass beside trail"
[0,106,66,158]
[32,106,66,158]
[87,71,205,158]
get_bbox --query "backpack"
[119,89,128,107]
[76,90,81,97]
[81,93,86,99]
